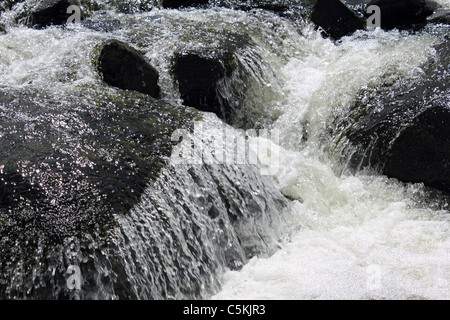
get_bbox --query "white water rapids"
[0,0,449,300]
[212,6,450,300]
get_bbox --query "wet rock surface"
[0,87,198,296]
[341,38,450,193]
[22,0,84,29]
[172,49,235,122]
[97,39,160,98]
[310,0,365,39]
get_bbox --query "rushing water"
[0,1,449,299]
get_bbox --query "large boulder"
[366,0,435,30]
[383,101,450,192]
[171,31,254,126]
[342,38,450,193]
[23,0,84,29]
[97,40,160,98]
[0,87,196,237]
[0,88,288,299]
[0,87,198,297]
[310,0,365,40]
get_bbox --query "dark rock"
[171,31,279,128]
[161,0,209,9]
[366,0,434,30]
[0,87,287,299]
[341,39,450,193]
[310,0,365,40]
[0,87,195,235]
[172,49,235,121]
[0,87,198,295]
[97,40,160,98]
[384,101,450,192]
[0,24,6,34]
[22,0,84,29]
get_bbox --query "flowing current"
[0,1,449,299]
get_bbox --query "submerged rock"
[23,0,84,29]
[310,0,365,39]
[341,39,450,193]
[97,40,160,98]
[81,18,121,32]
[103,0,207,12]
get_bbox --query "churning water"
[0,0,449,299]
[213,6,450,300]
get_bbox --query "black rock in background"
[310,0,365,39]
[342,38,450,193]
[0,24,6,34]
[23,0,84,29]
[171,30,280,129]
[172,49,235,121]
[97,40,160,98]
[366,0,435,30]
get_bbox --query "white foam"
[213,24,450,300]
[213,170,450,300]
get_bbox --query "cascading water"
[0,0,449,300]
